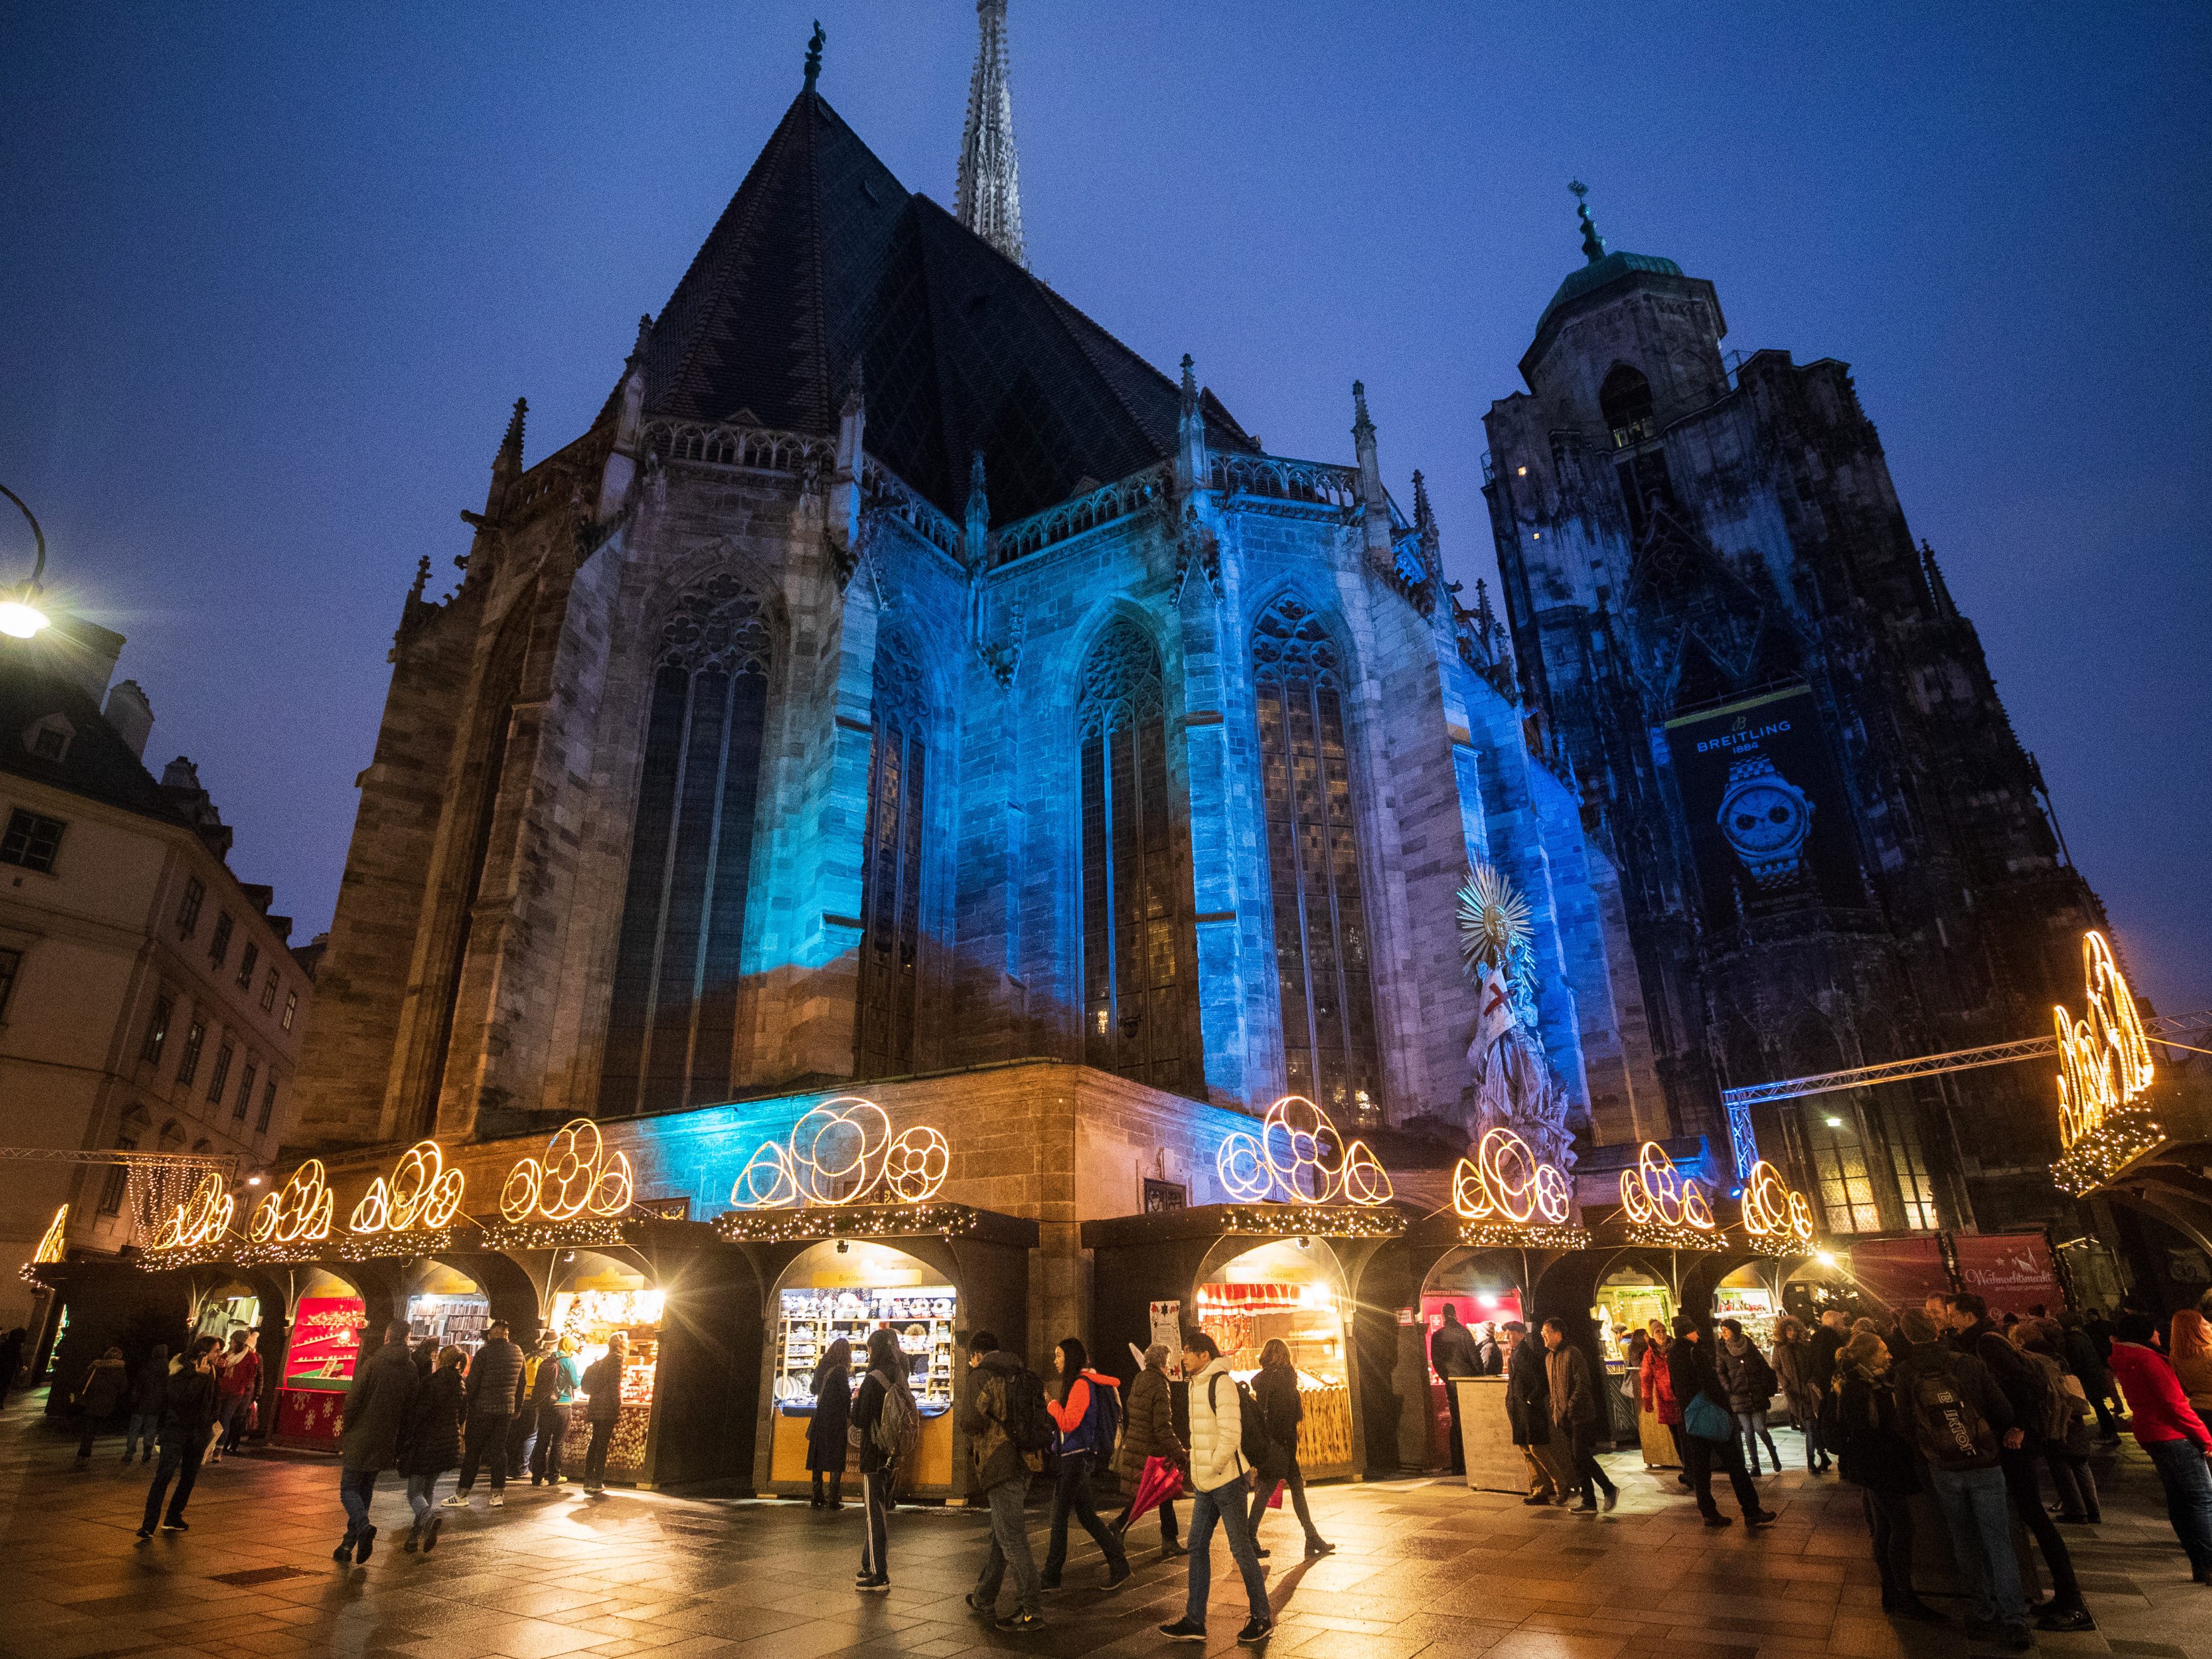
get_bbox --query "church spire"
[956,0,1027,268]
[1569,179,1607,264]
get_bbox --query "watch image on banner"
[1664,685,1860,911]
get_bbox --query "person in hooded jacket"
[399,1345,467,1552]
[74,1346,129,1461]
[959,1330,1047,1633]
[137,1336,221,1540]
[1715,1319,1782,1475]
[1158,1330,1270,1648]
[1669,1318,1773,1528]
[807,1337,853,1509]
[124,1343,169,1465]
[1246,1337,1333,1560]
[1039,1337,1131,1590]
[1109,1342,1186,1555]
[1832,1330,1939,1621]
[334,1320,418,1566]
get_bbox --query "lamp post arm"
[0,483,49,589]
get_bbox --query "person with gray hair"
[1109,1342,1186,1555]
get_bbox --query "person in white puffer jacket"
[1158,1332,1273,1647]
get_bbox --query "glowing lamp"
[0,596,48,639]
[1816,1250,1838,1268]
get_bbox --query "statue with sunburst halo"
[1457,861,1575,1173]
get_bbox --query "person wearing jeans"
[334,1320,418,1565]
[1541,1320,1618,1511]
[399,1346,466,1552]
[124,1345,168,1465]
[2107,1313,2212,1581]
[448,1319,524,1506]
[136,1337,220,1540]
[1928,1463,2028,1635]
[959,1330,1046,1632]
[1041,1337,1130,1589]
[1159,1334,1271,1646]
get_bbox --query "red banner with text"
[1953,1232,2065,1316]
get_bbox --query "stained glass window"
[855,634,927,1078]
[1805,1106,1883,1234]
[1252,598,1380,1116]
[1079,622,1202,1094]
[599,575,770,1116]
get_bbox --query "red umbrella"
[1121,1455,1184,1526]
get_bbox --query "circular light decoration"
[1452,1127,1571,1226]
[1618,1141,1716,1232]
[154,1172,235,1251]
[725,1096,952,1209]
[350,1140,466,1235]
[1213,1096,1394,1207]
[501,1119,636,1224]
[251,1159,334,1244]
[1739,1160,1815,1249]
[2055,929,2156,1151]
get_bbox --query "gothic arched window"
[1599,362,1653,439]
[1079,621,1201,1093]
[1252,597,1380,1116]
[855,633,927,1078]
[599,575,771,1115]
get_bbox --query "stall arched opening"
[1191,1235,1357,1477]
[546,1249,665,1486]
[271,1267,370,1449]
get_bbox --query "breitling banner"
[1664,685,1862,913]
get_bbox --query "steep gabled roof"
[638,90,1255,527]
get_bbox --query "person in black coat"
[1833,1331,1936,1621]
[1430,1306,1482,1476]
[1246,1338,1332,1559]
[451,1319,526,1506]
[1667,1318,1773,1528]
[398,1347,467,1552]
[808,1338,853,1509]
[138,1336,220,1539]
[1502,1322,1566,1504]
[124,1344,169,1465]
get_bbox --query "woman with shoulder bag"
[1247,1339,1333,1559]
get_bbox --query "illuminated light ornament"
[32,1204,69,1263]
[1452,1127,1571,1226]
[153,1172,235,1251]
[348,1140,466,1234]
[251,1159,335,1244]
[1618,1141,1719,1244]
[2052,929,2163,1195]
[725,1096,952,1208]
[1213,1095,1395,1207]
[502,1119,636,1224]
[1739,1159,1816,1249]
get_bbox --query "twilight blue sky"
[3,4,2208,1020]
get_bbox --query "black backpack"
[1901,1354,1998,1471]
[1001,1365,1056,1456]
[1207,1373,1275,1473]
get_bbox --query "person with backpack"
[807,1337,853,1509]
[504,1334,548,1485]
[1157,1330,1271,1647]
[73,1345,129,1462]
[1246,1338,1332,1559]
[851,1326,920,1593]
[1039,1337,1131,1590]
[1715,1319,1782,1475]
[959,1328,1049,1634]
[1541,1318,1617,1511]
[2107,1311,2212,1582]
[2017,1319,2099,1524]
[1109,1342,1186,1555]
[528,1334,581,1486]
[1892,1307,2028,1648]
[1667,1317,1773,1528]
[1831,1331,1939,1621]
[1944,1292,2095,1631]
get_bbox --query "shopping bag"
[1123,1455,1183,1526]
[1683,1393,1734,1444]
[1266,1481,1284,1509]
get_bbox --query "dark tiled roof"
[0,648,174,824]
[639,90,1255,527]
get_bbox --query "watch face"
[1721,782,1809,856]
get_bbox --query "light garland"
[1452,1127,1572,1227]
[250,1159,334,1244]
[713,1201,986,1243]
[728,1097,951,1208]
[1739,1160,1816,1251]
[1215,1096,1394,1207]
[2055,930,2157,1152]
[348,1139,466,1234]
[502,1119,635,1222]
[1214,1203,1405,1240]
[153,1172,234,1251]
[481,1217,635,1253]
[1457,1220,1590,1250]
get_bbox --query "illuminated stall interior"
[1592,1266,1673,1361]
[1420,1255,1523,1468]
[193,1282,260,1344]
[1197,1238,1354,1473]
[274,1269,365,1449]
[552,1251,663,1484]
[1713,1264,1780,1349]
[405,1261,490,1357]
[767,1240,959,1492]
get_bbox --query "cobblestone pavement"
[3,1395,2208,1659]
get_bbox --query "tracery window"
[1883,1100,1939,1232]
[1252,598,1380,1116]
[599,575,771,1116]
[855,634,927,1078]
[1805,1104,1882,1234]
[1079,622,1201,1093]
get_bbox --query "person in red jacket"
[2107,1312,2212,1583]
[1040,1337,1130,1591]
[210,1330,261,1461]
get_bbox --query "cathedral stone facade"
[293,85,1640,1161]
[1481,194,2107,1236]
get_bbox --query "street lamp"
[0,483,53,640]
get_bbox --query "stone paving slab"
[3,1397,2208,1658]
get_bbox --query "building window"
[256,1079,276,1133]
[206,1039,234,1104]
[139,995,174,1064]
[261,967,278,1012]
[281,989,297,1031]
[30,725,67,760]
[0,946,18,1020]
[1884,1101,1939,1232]
[234,1060,257,1121]
[1599,362,1655,447]
[1806,1106,1883,1234]
[855,635,927,1079]
[97,1138,137,1217]
[235,942,258,991]
[1077,620,1202,1094]
[208,912,233,968]
[0,808,66,873]
[177,877,205,938]
[1252,597,1381,1116]
[175,1019,206,1087]
[600,576,771,1116]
